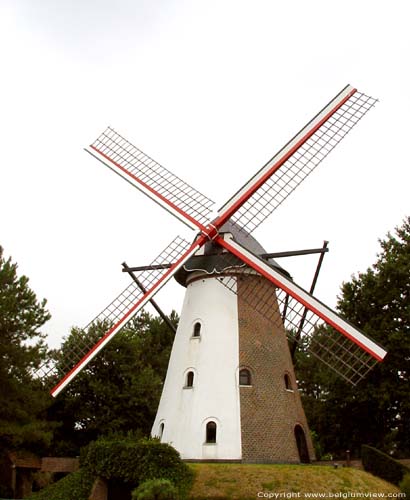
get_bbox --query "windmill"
[38,84,387,463]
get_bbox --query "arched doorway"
[294,425,310,463]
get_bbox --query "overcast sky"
[1,0,409,348]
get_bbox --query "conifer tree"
[0,246,53,453]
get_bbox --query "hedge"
[132,478,179,500]
[81,436,194,497]
[361,445,410,486]
[28,468,94,500]
[28,437,193,500]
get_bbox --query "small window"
[206,421,217,443]
[239,368,251,386]
[284,373,292,391]
[159,423,164,440]
[186,371,194,388]
[193,322,201,337]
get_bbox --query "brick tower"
[151,223,315,463]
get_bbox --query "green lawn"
[188,463,402,500]
[26,462,403,500]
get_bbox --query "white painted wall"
[151,275,242,460]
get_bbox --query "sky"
[0,0,409,349]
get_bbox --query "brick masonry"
[237,274,315,463]
[89,477,108,500]
[41,457,79,473]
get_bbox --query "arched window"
[206,421,217,443]
[239,368,252,386]
[159,422,164,440]
[284,373,292,391]
[193,322,201,337]
[186,371,194,388]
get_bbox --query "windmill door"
[294,425,310,464]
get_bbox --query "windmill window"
[159,423,164,440]
[185,371,194,388]
[205,421,217,444]
[239,368,252,386]
[192,322,201,337]
[284,373,293,391]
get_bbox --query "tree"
[48,311,177,455]
[296,217,410,457]
[0,246,53,454]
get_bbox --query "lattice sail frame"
[215,247,379,385]
[217,87,377,234]
[38,236,194,396]
[86,127,214,230]
[44,84,386,396]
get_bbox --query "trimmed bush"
[81,436,194,497]
[361,445,410,486]
[132,478,178,500]
[399,474,410,497]
[28,468,94,500]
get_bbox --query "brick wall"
[41,457,79,473]
[89,477,108,500]
[9,451,41,469]
[237,274,315,463]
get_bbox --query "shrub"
[399,474,410,497]
[132,478,179,500]
[81,436,194,497]
[310,430,323,460]
[32,470,54,491]
[361,445,410,486]
[28,468,94,500]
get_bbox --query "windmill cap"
[174,221,291,287]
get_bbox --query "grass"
[188,463,402,500]
[25,463,403,500]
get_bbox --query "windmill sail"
[85,127,214,230]
[37,236,194,397]
[215,235,386,385]
[216,86,377,234]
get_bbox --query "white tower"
[152,267,242,460]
